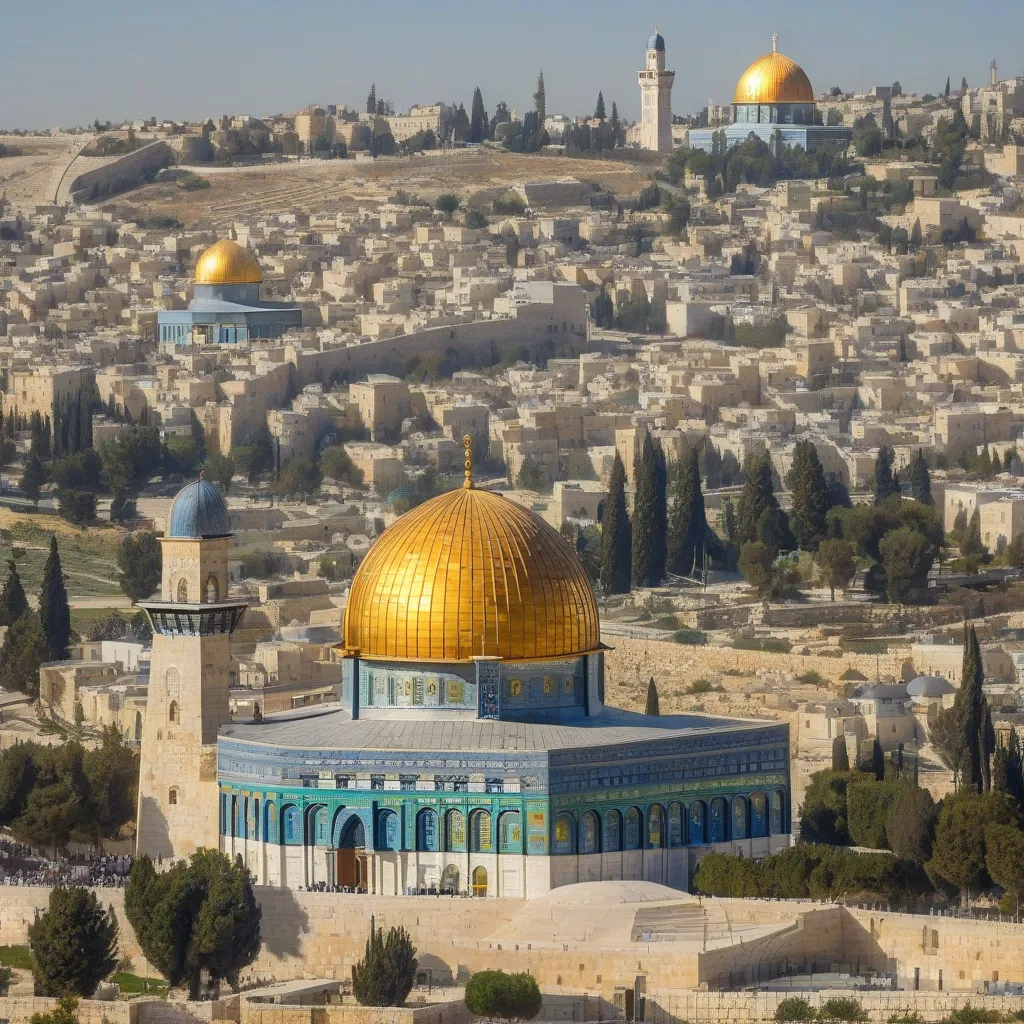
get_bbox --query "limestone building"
[637,30,675,154]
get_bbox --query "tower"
[638,27,675,154]
[136,477,246,862]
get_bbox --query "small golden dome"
[733,39,814,105]
[344,486,601,662]
[194,239,262,286]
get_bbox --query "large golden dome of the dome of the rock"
[194,239,263,285]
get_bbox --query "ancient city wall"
[63,141,173,204]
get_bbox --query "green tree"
[953,624,990,793]
[0,612,47,696]
[785,439,831,551]
[0,741,43,825]
[873,445,900,504]
[57,489,97,526]
[232,427,274,484]
[736,451,778,546]
[960,509,988,568]
[666,447,706,578]
[13,742,88,852]
[469,87,489,143]
[83,726,139,841]
[320,445,363,487]
[846,778,898,847]
[29,886,118,996]
[878,527,932,603]
[434,193,461,219]
[516,455,548,492]
[125,851,261,997]
[631,433,660,587]
[984,822,1024,915]
[39,536,71,662]
[871,737,885,781]
[645,677,660,716]
[652,442,667,583]
[799,769,856,845]
[600,451,631,594]
[464,970,542,1022]
[202,453,235,494]
[816,538,857,600]
[832,735,850,771]
[884,784,937,863]
[351,920,417,1007]
[594,91,606,120]
[0,558,29,626]
[21,454,48,509]
[774,996,816,1022]
[117,532,161,603]
[739,541,775,598]
[162,436,202,477]
[817,997,867,1022]
[908,450,932,505]
[533,71,546,126]
[28,995,79,1024]
[100,425,162,517]
[275,456,322,498]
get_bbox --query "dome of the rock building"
[194,239,263,286]
[344,485,601,662]
[168,478,231,538]
[733,45,814,104]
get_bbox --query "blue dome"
[648,32,665,51]
[168,478,231,539]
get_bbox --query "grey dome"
[648,31,665,51]
[168,478,231,539]
[907,675,956,698]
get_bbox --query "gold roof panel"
[194,239,263,286]
[733,38,814,105]
[344,483,601,663]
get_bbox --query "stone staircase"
[631,903,731,944]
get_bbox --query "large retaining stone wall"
[63,141,173,204]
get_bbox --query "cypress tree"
[871,737,886,781]
[600,451,631,594]
[961,509,985,559]
[0,559,29,627]
[39,535,71,662]
[785,439,831,551]
[667,447,707,577]
[652,441,668,583]
[469,87,488,143]
[631,433,659,587]
[645,677,660,716]
[595,91,606,120]
[909,449,932,505]
[873,444,900,504]
[832,735,850,771]
[992,450,1003,474]
[953,623,987,793]
[736,451,777,546]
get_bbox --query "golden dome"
[733,39,814,105]
[194,239,262,286]
[344,485,601,663]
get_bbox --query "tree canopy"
[351,921,417,1007]
[464,970,542,1022]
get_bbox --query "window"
[168,788,178,805]
[168,700,179,725]
[176,579,188,603]
[417,809,439,852]
[469,810,492,852]
[498,811,522,853]
[205,575,219,602]
[553,813,575,855]
[446,810,466,851]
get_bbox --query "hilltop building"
[137,444,791,898]
[157,239,302,345]
[637,29,675,154]
[689,37,853,153]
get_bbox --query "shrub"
[352,922,417,1007]
[687,678,723,694]
[464,969,542,1021]
[673,628,706,645]
[817,996,867,1021]
[798,671,826,686]
[178,173,210,192]
[775,997,816,1022]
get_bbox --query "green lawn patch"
[0,945,33,970]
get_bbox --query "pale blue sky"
[2,0,1022,130]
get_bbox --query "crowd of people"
[0,840,132,887]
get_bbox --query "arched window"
[446,810,466,852]
[471,865,488,897]
[624,807,642,850]
[251,798,259,841]
[731,796,748,841]
[750,793,768,838]
[469,810,492,852]
[417,809,439,852]
[668,802,684,847]
[176,578,189,603]
[168,700,179,724]
[168,787,178,806]
[709,798,727,843]
[311,806,329,846]
[498,811,521,853]
[265,801,278,843]
[220,794,229,835]
[165,667,180,699]
[206,575,219,603]
[647,804,665,849]
[689,801,706,845]
[604,809,622,852]
[377,809,400,851]
[579,810,601,855]
[233,796,243,837]
[282,804,301,845]
[553,813,575,855]
[771,790,785,835]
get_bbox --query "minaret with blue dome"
[638,26,675,153]
[135,475,247,862]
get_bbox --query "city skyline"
[2,0,1022,130]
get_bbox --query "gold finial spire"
[772,33,778,53]
[463,434,474,489]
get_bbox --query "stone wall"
[63,142,173,204]
[0,997,236,1024]
[240,1001,472,1024]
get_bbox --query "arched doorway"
[336,816,367,890]
[471,865,488,897]
[441,864,460,895]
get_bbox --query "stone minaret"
[136,478,246,862]
[638,27,675,154]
